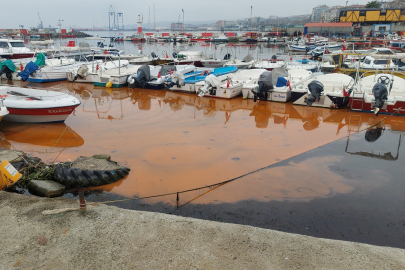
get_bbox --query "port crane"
[37,12,43,29]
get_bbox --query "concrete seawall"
[0,191,404,269]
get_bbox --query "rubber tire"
[54,165,130,188]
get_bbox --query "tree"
[365,1,381,8]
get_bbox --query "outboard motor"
[271,55,277,63]
[197,74,222,97]
[151,52,158,58]
[172,52,178,58]
[73,64,89,81]
[0,65,13,80]
[365,127,384,142]
[223,53,231,60]
[127,65,151,89]
[252,71,273,102]
[372,76,390,116]
[305,80,324,106]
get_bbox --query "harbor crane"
[37,12,43,29]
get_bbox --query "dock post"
[79,190,86,212]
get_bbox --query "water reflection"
[0,122,84,154]
[345,126,404,161]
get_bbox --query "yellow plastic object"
[106,81,113,88]
[0,160,22,190]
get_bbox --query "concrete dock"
[0,191,404,269]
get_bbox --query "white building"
[321,6,343,23]
[311,5,330,22]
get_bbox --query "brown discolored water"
[2,80,405,248]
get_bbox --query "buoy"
[106,81,113,88]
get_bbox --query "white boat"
[200,53,232,68]
[167,66,238,92]
[196,69,267,99]
[2,58,76,81]
[173,51,206,67]
[252,59,286,71]
[210,35,229,42]
[242,69,314,103]
[0,38,35,59]
[291,73,353,108]
[350,73,405,115]
[0,86,80,123]
[67,60,130,86]
[284,60,319,72]
[358,56,397,70]
[223,54,256,69]
[29,60,111,83]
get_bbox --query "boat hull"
[4,105,80,123]
[349,97,405,115]
[291,91,348,109]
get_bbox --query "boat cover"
[276,77,288,87]
[160,65,176,76]
[35,53,46,66]
[18,62,39,82]
[0,60,16,72]
[205,74,222,88]
[243,54,254,62]
[272,68,288,85]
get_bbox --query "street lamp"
[346,1,348,8]
[182,9,184,33]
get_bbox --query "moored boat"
[0,86,80,123]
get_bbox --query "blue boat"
[183,66,238,84]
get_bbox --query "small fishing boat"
[291,73,353,108]
[242,69,314,103]
[284,60,319,72]
[288,44,316,53]
[196,69,266,99]
[173,51,206,67]
[252,56,286,71]
[0,38,35,59]
[200,53,232,68]
[350,73,405,116]
[210,36,229,42]
[128,65,196,90]
[0,86,80,123]
[223,54,256,69]
[168,66,238,92]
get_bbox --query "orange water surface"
[2,81,405,205]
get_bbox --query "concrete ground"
[0,191,404,270]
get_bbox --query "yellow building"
[340,8,405,23]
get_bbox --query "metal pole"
[182,9,184,33]
[119,53,120,76]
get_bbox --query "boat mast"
[153,4,156,31]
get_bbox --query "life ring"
[201,70,210,76]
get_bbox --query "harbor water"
[1,39,404,249]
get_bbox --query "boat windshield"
[10,42,25,48]
[0,42,8,48]
[375,60,388,65]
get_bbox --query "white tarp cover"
[205,74,221,88]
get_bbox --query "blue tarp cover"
[18,61,39,82]
[276,77,288,87]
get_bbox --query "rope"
[42,108,401,216]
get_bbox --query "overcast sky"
[3,0,370,29]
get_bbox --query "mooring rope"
[42,107,401,215]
